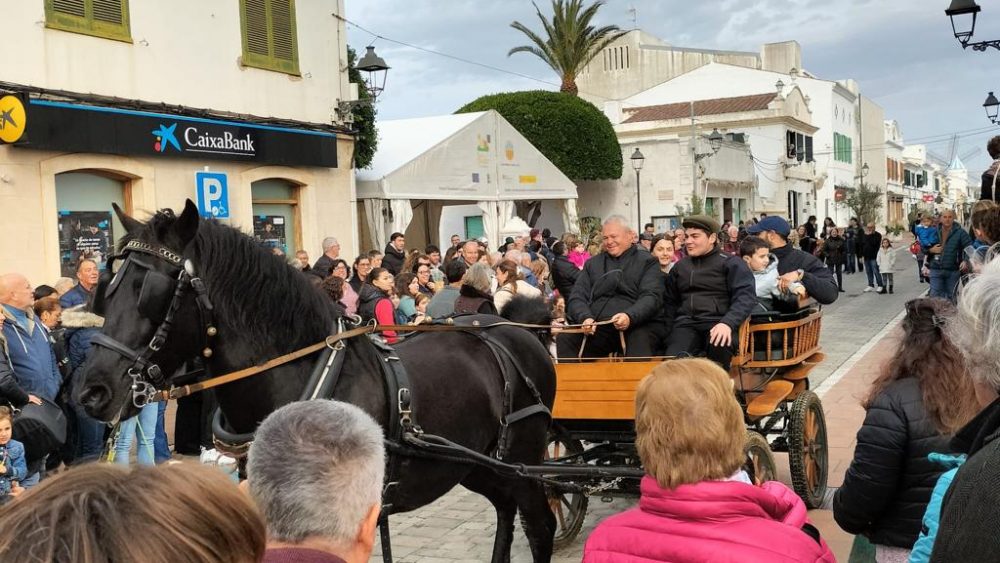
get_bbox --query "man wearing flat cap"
[662,215,757,369]
[558,215,663,359]
[745,216,839,306]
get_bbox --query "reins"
[153,318,615,402]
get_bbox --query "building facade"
[1,0,357,285]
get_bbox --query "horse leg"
[378,514,393,563]
[463,472,518,563]
[515,480,556,563]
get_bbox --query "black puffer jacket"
[771,244,840,305]
[0,344,29,407]
[820,235,846,266]
[664,246,756,330]
[550,254,579,298]
[833,378,954,548]
[566,245,662,325]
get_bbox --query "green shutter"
[241,0,300,75]
[847,137,852,164]
[834,134,841,162]
[46,0,130,42]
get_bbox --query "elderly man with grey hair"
[930,258,1000,559]
[247,400,385,563]
[310,237,342,279]
[556,215,663,359]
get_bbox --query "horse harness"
[90,239,218,412]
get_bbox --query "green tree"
[508,0,627,95]
[841,182,884,226]
[347,46,377,169]
[457,90,622,180]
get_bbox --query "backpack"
[11,397,67,465]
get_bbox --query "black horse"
[76,200,557,562]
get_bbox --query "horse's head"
[78,200,206,422]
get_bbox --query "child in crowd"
[740,236,806,312]
[0,407,26,504]
[915,215,940,254]
[877,239,896,294]
[409,293,430,325]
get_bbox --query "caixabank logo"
[0,95,27,144]
[152,122,256,158]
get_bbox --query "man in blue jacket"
[925,209,973,303]
[0,274,60,402]
[0,273,61,486]
[59,259,99,309]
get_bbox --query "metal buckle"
[148,335,165,352]
[129,369,155,408]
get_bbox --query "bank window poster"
[253,215,287,254]
[58,211,113,277]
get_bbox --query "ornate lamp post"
[631,148,645,230]
[356,45,390,101]
[985,91,1000,123]
[944,0,1000,51]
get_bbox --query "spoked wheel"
[544,432,588,550]
[744,430,777,485]
[788,390,829,508]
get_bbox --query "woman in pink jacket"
[584,358,836,563]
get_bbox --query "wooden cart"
[542,306,829,548]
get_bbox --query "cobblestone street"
[372,241,924,562]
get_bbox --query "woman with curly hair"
[834,298,978,561]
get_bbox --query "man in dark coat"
[310,237,341,279]
[382,233,406,275]
[860,222,885,293]
[557,216,662,359]
[549,241,579,299]
[746,216,840,306]
[663,215,757,370]
[980,135,1000,202]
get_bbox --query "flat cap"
[681,214,721,235]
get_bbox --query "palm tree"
[509,0,627,96]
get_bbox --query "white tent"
[356,110,579,250]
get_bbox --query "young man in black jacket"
[746,216,840,306]
[663,215,757,370]
[557,216,662,359]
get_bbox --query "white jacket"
[877,247,896,272]
[494,280,542,313]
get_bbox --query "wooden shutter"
[46,0,130,41]
[805,136,813,162]
[51,0,86,17]
[241,0,299,74]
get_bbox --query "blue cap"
[746,216,791,237]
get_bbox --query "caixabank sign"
[1,95,337,168]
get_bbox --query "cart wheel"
[788,390,829,508]
[544,433,588,549]
[744,430,777,485]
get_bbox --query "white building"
[884,121,906,225]
[1,0,357,284]
[603,88,811,228]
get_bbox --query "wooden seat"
[552,360,663,420]
[746,380,794,417]
[781,352,827,381]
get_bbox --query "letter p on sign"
[196,172,229,218]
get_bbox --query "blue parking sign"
[196,172,229,218]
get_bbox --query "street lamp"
[944,0,1000,51]
[631,148,645,230]
[708,129,724,153]
[985,91,1000,123]
[356,45,390,101]
[862,162,870,177]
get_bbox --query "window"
[240,0,299,75]
[45,0,131,42]
[833,133,852,164]
[786,130,813,162]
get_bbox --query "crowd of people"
[3,183,1000,560]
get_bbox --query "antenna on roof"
[628,4,637,30]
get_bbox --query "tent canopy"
[356,110,578,202]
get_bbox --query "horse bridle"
[91,239,217,409]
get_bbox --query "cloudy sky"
[345,0,1000,173]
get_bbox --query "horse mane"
[130,210,333,354]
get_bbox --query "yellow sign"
[518,175,537,184]
[0,95,26,144]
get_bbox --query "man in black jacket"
[664,215,757,370]
[746,216,840,305]
[557,216,662,359]
[981,135,1000,202]
[309,237,341,279]
[549,241,579,299]
[382,233,406,275]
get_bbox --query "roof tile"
[622,93,777,123]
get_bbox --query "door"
[251,179,300,255]
[55,171,126,277]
